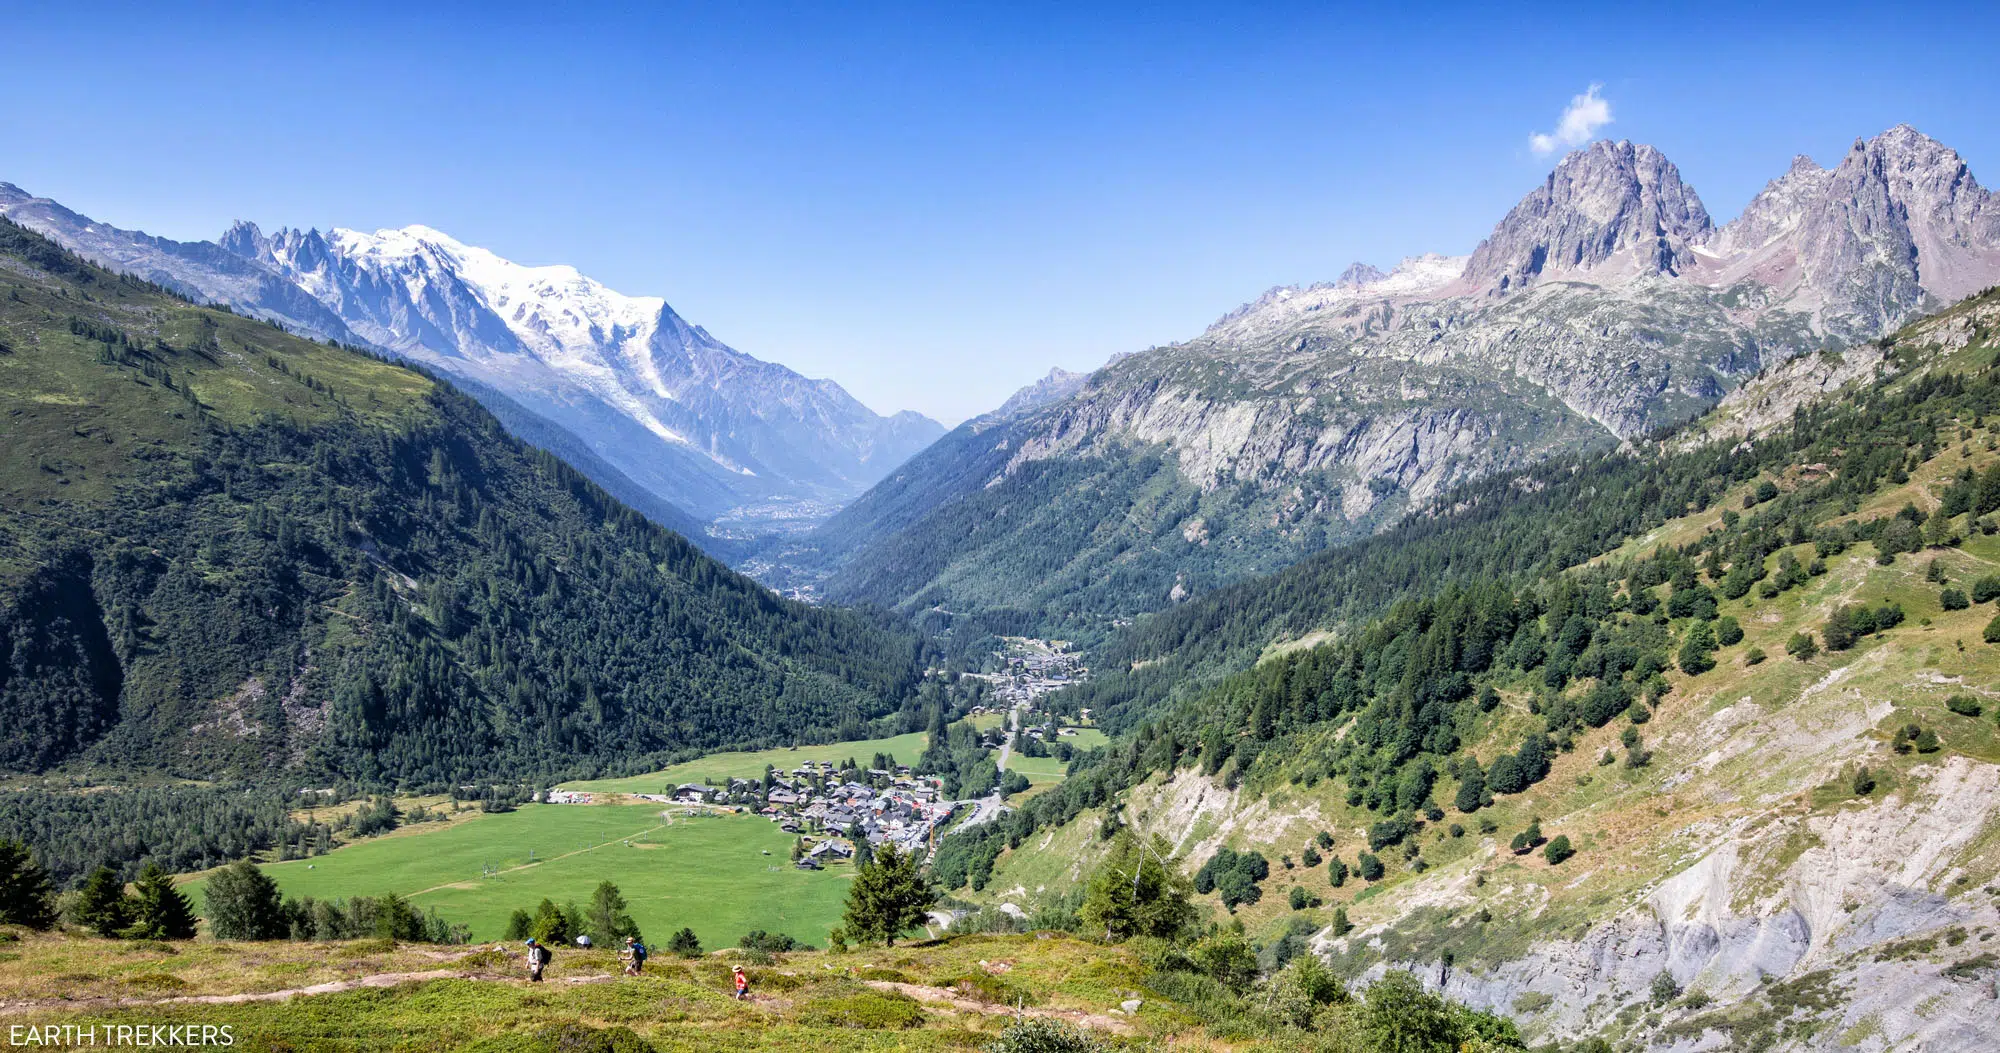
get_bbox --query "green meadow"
[185,724,1111,948]
[564,731,930,794]
[1008,727,1109,783]
[186,804,854,949]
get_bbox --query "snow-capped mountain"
[797,125,2000,623]
[0,186,943,532]
[218,221,942,523]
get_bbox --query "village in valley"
[541,639,1099,875]
[961,636,1089,711]
[547,759,956,867]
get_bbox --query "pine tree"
[75,865,134,938]
[0,839,56,929]
[127,862,198,940]
[667,926,702,957]
[1078,834,1195,942]
[583,881,637,945]
[840,844,935,947]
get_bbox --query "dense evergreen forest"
[0,219,925,793]
[936,305,2000,892]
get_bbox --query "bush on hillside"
[1326,858,1349,888]
[204,860,287,940]
[1357,853,1385,881]
[984,1017,1106,1053]
[1193,847,1269,910]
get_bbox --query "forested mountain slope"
[788,127,2000,640]
[0,219,922,785]
[937,288,2000,1051]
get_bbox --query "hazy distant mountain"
[794,125,2000,629]
[0,186,944,534]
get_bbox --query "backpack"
[536,945,554,966]
[631,942,647,962]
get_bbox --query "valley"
[5,94,2000,1052]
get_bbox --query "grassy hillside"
[0,215,939,898]
[0,928,1553,1051]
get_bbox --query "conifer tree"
[127,862,198,940]
[583,881,637,945]
[0,839,56,929]
[841,844,934,946]
[1078,834,1194,942]
[75,865,134,938]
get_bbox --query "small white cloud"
[1529,84,1613,155]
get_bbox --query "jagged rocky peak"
[1702,124,2000,336]
[217,220,268,258]
[1463,139,1713,293]
[1702,155,1832,258]
[1335,261,1387,288]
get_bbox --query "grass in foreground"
[0,928,1521,1052]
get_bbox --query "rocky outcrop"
[1352,758,2000,1053]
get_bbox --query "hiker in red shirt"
[733,965,749,1000]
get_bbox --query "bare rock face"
[1462,140,1714,293]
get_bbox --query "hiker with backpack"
[524,937,553,982]
[621,935,648,976]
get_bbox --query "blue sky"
[4,2,1997,424]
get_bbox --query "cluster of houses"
[546,759,958,867]
[757,761,957,865]
[964,641,1089,708]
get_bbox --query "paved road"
[956,705,1026,832]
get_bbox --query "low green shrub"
[936,970,1037,1006]
[984,1017,1106,1053]
[797,987,927,1029]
